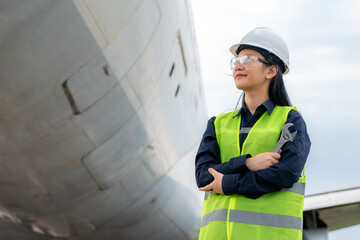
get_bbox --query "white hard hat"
[229,27,290,74]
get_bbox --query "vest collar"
[233,98,276,118]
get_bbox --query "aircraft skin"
[0,0,206,239]
[1,0,359,240]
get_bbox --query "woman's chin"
[235,83,246,90]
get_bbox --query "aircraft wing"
[303,186,360,237]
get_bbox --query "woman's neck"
[244,91,269,115]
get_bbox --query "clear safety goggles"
[230,54,269,70]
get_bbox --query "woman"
[195,27,311,240]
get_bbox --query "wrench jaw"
[281,123,294,136]
[272,123,298,153]
[283,134,291,141]
[282,130,297,142]
[290,131,298,141]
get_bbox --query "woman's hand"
[198,168,224,194]
[246,152,281,171]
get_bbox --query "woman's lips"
[235,73,247,79]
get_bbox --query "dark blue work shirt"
[195,99,311,199]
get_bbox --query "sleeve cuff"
[222,174,238,195]
[228,154,251,174]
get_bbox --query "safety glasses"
[230,55,269,70]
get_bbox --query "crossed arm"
[198,152,281,194]
[195,112,311,199]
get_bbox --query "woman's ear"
[265,65,277,79]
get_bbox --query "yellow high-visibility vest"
[199,106,306,240]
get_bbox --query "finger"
[271,152,281,159]
[208,168,217,177]
[271,159,279,164]
[199,182,213,192]
[198,185,210,191]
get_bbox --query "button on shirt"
[195,99,311,199]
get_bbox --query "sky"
[190,0,360,238]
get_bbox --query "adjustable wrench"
[272,123,297,153]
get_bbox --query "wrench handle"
[272,141,284,153]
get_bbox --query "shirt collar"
[233,98,275,118]
[263,98,276,115]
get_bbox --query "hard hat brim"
[229,44,240,56]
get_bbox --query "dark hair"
[268,66,292,106]
[236,45,292,106]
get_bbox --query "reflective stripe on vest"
[201,209,302,230]
[240,127,251,134]
[201,208,228,227]
[199,106,306,240]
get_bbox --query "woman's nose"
[234,62,244,71]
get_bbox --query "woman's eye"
[243,57,252,63]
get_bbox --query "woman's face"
[232,48,271,91]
